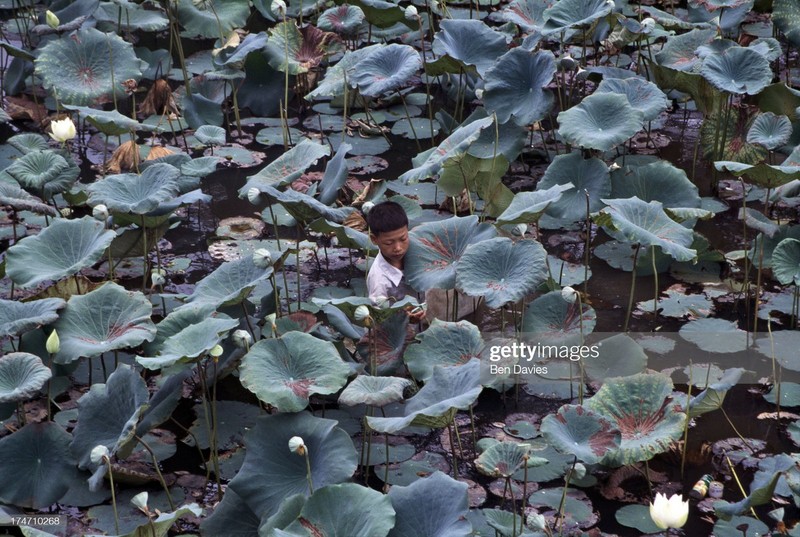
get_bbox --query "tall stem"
[623,245,641,332]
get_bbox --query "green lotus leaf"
[240,331,351,412]
[584,333,648,382]
[688,367,744,418]
[95,0,168,32]
[679,318,748,353]
[775,0,800,47]
[456,237,548,308]
[714,161,800,188]
[6,216,116,288]
[53,282,156,364]
[70,364,149,469]
[186,400,261,451]
[367,359,483,434]
[355,311,413,375]
[276,483,395,537]
[87,163,182,214]
[522,291,597,345]
[701,46,771,95]
[615,504,663,534]
[253,185,354,225]
[712,516,769,537]
[387,472,470,537]
[637,288,713,318]
[338,376,411,407]
[483,49,555,126]
[63,105,150,136]
[352,44,422,97]
[318,5,365,35]
[558,92,644,151]
[655,28,716,71]
[541,404,621,465]
[181,156,220,178]
[747,112,792,150]
[594,197,696,262]
[7,133,49,154]
[611,160,701,209]
[93,503,202,537]
[541,0,613,35]
[136,316,239,370]
[227,412,358,517]
[35,27,141,105]
[496,183,572,226]
[201,489,261,537]
[143,304,230,355]
[500,0,550,32]
[527,488,596,531]
[6,150,75,198]
[748,225,800,269]
[404,319,483,382]
[175,0,249,38]
[0,297,64,338]
[405,215,498,291]
[316,142,351,206]
[742,208,779,239]
[0,352,52,403]
[0,422,75,508]
[475,441,536,478]
[306,45,381,100]
[536,152,609,227]
[755,331,800,372]
[240,139,330,194]
[427,20,508,78]
[773,238,800,285]
[585,373,686,466]
[595,77,669,122]
[135,370,189,438]
[399,116,495,183]
[185,252,274,309]
[193,125,226,146]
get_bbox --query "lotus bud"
[374,296,390,308]
[92,204,109,222]
[404,5,418,20]
[475,89,484,99]
[46,330,60,354]
[59,207,73,218]
[131,491,149,512]
[45,10,59,29]
[527,513,546,531]
[210,345,224,358]
[253,248,273,268]
[49,117,77,143]
[512,223,527,236]
[247,187,263,205]
[573,462,586,480]
[640,17,656,32]
[354,305,371,325]
[362,201,375,215]
[649,493,689,530]
[608,162,621,172]
[561,286,578,304]
[265,313,278,334]
[288,435,306,455]
[559,54,578,71]
[90,445,110,465]
[151,270,166,288]
[271,0,286,15]
[232,329,253,349]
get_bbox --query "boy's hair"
[367,201,408,236]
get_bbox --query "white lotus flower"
[354,305,371,321]
[150,269,166,287]
[561,286,578,304]
[253,248,273,268]
[92,204,109,222]
[209,345,224,358]
[90,445,110,465]
[45,10,60,29]
[49,117,77,143]
[404,5,418,20]
[232,329,253,349]
[46,330,60,354]
[288,436,306,455]
[640,17,656,32]
[649,493,689,530]
[247,187,262,205]
[60,207,72,218]
[512,223,527,236]
[271,0,286,15]
[131,491,149,512]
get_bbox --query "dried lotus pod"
[106,140,141,174]
[144,145,174,161]
[138,79,180,117]
[344,210,367,231]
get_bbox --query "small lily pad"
[374,450,450,486]
[679,318,748,353]
[359,439,415,466]
[503,421,539,440]
[391,118,440,140]
[255,127,305,147]
[763,383,800,407]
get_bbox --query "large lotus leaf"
[747,112,792,150]
[63,105,150,136]
[95,0,168,31]
[585,373,685,466]
[0,352,52,403]
[6,150,75,198]
[35,27,141,105]
[701,46,771,95]
[175,0,249,38]
[338,376,411,407]
[595,77,668,122]
[136,316,239,370]
[53,282,156,364]
[773,238,800,285]
[87,163,181,214]
[399,116,495,183]
[714,161,800,188]
[680,318,748,353]
[306,45,381,100]
[318,4,365,34]
[540,404,621,465]
[404,215,497,291]
[367,359,483,434]
[775,0,800,47]
[6,216,116,288]
[456,237,547,308]
[355,311,414,375]
[0,422,75,508]
[228,412,357,517]
[239,139,330,194]
[201,488,261,537]
[495,183,572,226]
[427,20,508,78]
[143,305,226,356]
[386,472,470,537]
[654,28,716,71]
[611,160,701,209]
[687,367,744,418]
[0,298,64,338]
[483,49,555,126]
[240,331,351,412]
[594,197,696,262]
[475,441,537,478]
[403,319,483,382]
[254,185,354,225]
[332,0,409,28]
[537,152,609,226]
[264,22,337,76]
[541,0,613,34]
[275,483,394,537]
[186,253,274,309]
[585,333,648,382]
[500,0,552,32]
[351,44,421,98]
[70,364,149,468]
[0,181,57,216]
[318,142,351,206]
[558,92,644,151]
[521,291,597,345]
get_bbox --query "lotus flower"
[232,329,253,349]
[90,445,110,465]
[49,117,76,143]
[45,10,59,29]
[649,493,689,530]
[46,330,60,354]
[288,435,306,455]
[561,286,578,303]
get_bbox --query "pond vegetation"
[1,0,800,535]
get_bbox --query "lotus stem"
[447,420,459,479]
[270,274,281,318]
[210,356,223,501]
[105,456,120,534]
[557,456,577,536]
[468,404,477,448]
[766,319,780,421]
[135,435,175,510]
[241,302,256,340]
[296,226,303,311]
[680,364,692,478]
[141,215,148,292]
[397,91,421,152]
[651,245,659,321]
[753,236,766,337]
[100,353,108,382]
[303,447,314,494]
[282,12,290,151]
[724,454,758,519]
[508,476,517,537]
[170,417,211,484]
[623,244,641,332]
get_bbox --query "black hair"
[366,201,408,236]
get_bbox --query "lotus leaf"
[541,0,612,35]
[595,77,669,122]
[87,163,182,214]
[35,27,141,105]
[387,471,471,537]
[500,0,553,33]
[679,318,748,353]
[774,0,800,47]
[483,49,555,126]
[610,160,701,209]
[318,5,365,35]
[175,0,250,38]
[585,373,686,466]
[240,139,330,194]
[135,370,190,438]
[0,422,75,508]
[584,334,648,382]
[0,352,52,403]
[427,20,508,78]
[70,364,149,469]
[537,152,610,226]
[747,112,792,150]
[356,311,414,375]
[404,319,483,382]
[200,488,261,537]
[338,376,411,407]
[53,282,156,364]
[541,404,621,465]
[521,291,597,345]
[6,150,76,198]
[637,288,713,318]
[186,252,274,309]
[227,412,358,517]
[688,367,744,418]
[701,46,771,95]
[91,503,202,537]
[333,0,409,28]
[528,487,596,531]
[318,142,351,206]
[239,331,351,412]
[6,216,116,288]
[475,441,536,478]
[351,44,421,98]
[95,0,168,32]
[748,225,800,269]
[0,297,64,338]
[712,516,769,537]
[405,215,497,291]
[63,105,149,136]
[0,180,57,216]
[714,161,800,188]
[136,315,239,370]
[187,400,262,451]
[306,45,381,99]
[558,93,644,151]
[456,237,548,308]
[755,330,800,372]
[253,185,354,225]
[615,504,663,534]
[7,133,47,155]
[264,23,338,75]
[773,238,800,285]
[144,304,230,354]
[367,359,483,434]
[495,183,572,226]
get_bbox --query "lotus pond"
[3,0,800,536]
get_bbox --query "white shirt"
[367,252,406,303]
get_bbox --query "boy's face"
[372,226,410,267]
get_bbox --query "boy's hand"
[406,304,426,323]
